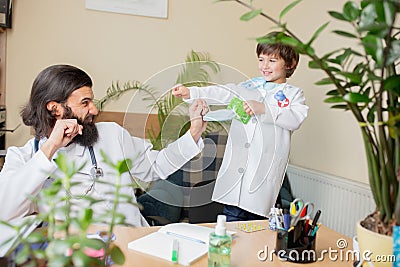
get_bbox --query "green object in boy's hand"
[228,97,251,124]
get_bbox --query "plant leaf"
[307,22,329,46]
[26,232,47,243]
[328,11,346,21]
[343,92,370,103]
[315,78,334,85]
[382,0,395,26]
[362,34,384,66]
[383,75,400,96]
[330,104,349,110]
[333,30,358,39]
[15,243,30,264]
[326,89,340,96]
[72,250,91,267]
[337,71,362,84]
[116,159,132,175]
[367,104,376,123]
[110,244,125,265]
[279,0,302,20]
[54,153,68,175]
[324,96,345,103]
[240,9,262,21]
[387,39,400,66]
[343,1,360,21]
[359,2,377,30]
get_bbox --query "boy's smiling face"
[258,53,287,84]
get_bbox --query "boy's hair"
[256,32,299,78]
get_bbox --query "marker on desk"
[171,239,179,263]
[310,225,319,237]
[283,209,291,230]
[304,215,310,234]
[308,209,321,236]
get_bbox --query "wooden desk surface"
[103,220,353,267]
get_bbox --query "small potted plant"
[220,0,399,265]
[0,152,135,266]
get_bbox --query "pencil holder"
[274,223,317,263]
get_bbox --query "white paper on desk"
[0,215,42,257]
[128,223,235,266]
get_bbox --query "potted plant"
[0,153,134,266]
[220,0,400,263]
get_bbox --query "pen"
[283,209,291,230]
[308,210,321,235]
[311,210,321,228]
[304,215,310,234]
[171,239,179,263]
[166,231,206,244]
[310,225,319,237]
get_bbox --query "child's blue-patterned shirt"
[239,77,282,92]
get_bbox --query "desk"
[102,220,353,267]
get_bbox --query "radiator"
[286,164,376,238]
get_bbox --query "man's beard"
[62,105,99,147]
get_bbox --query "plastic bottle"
[268,207,277,230]
[208,215,232,267]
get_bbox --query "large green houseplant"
[220,0,400,236]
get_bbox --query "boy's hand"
[172,84,190,99]
[243,100,265,116]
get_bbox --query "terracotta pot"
[356,221,393,267]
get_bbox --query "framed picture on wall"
[86,0,168,19]
[0,0,11,28]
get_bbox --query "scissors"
[290,198,314,226]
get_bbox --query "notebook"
[128,223,234,266]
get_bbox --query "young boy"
[173,32,309,221]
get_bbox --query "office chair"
[188,179,224,224]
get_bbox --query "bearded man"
[0,64,209,226]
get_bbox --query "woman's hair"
[21,64,93,139]
[256,32,299,78]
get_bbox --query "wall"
[4,0,368,184]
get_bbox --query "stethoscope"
[34,139,104,195]
[87,144,104,179]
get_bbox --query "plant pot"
[356,221,393,267]
[394,226,400,267]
